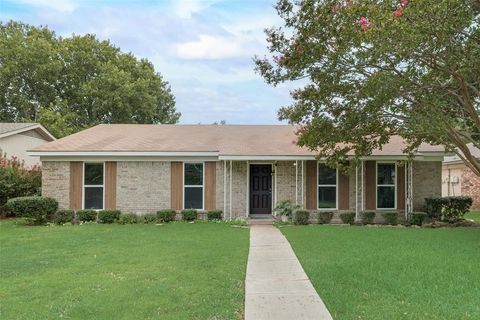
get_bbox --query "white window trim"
[82,162,105,210]
[182,162,205,211]
[376,161,397,210]
[317,162,338,210]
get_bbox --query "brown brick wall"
[461,167,480,210]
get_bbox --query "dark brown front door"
[250,164,272,215]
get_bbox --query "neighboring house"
[29,124,445,221]
[442,143,480,209]
[0,123,56,167]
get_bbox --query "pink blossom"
[393,8,403,17]
[332,4,341,13]
[357,16,372,31]
[400,0,409,7]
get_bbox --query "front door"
[249,164,272,215]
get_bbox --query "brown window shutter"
[305,160,317,210]
[104,162,117,209]
[338,166,350,210]
[69,162,83,210]
[365,161,376,210]
[170,162,183,210]
[397,163,405,210]
[204,162,216,210]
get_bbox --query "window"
[84,163,104,209]
[184,163,203,209]
[318,163,337,209]
[377,163,396,209]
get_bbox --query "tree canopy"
[255,0,480,175]
[0,21,180,138]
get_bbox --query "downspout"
[229,160,233,220]
[223,160,227,220]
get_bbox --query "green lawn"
[465,211,480,223]
[0,220,249,320]
[280,225,480,320]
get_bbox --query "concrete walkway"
[245,225,333,320]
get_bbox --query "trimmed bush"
[118,213,138,224]
[207,210,223,220]
[181,209,197,221]
[76,209,97,223]
[316,211,333,224]
[381,211,398,225]
[425,196,473,222]
[98,210,121,224]
[142,213,157,224]
[53,210,74,224]
[410,212,427,226]
[6,196,58,224]
[293,210,310,225]
[361,211,376,225]
[157,209,177,223]
[339,212,355,225]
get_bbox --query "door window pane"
[184,187,203,209]
[377,186,395,209]
[84,187,103,209]
[184,163,203,185]
[318,186,336,209]
[84,163,103,185]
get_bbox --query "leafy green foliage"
[0,21,180,137]
[156,209,177,223]
[381,212,398,225]
[97,210,121,224]
[6,196,58,225]
[425,196,473,222]
[425,196,445,220]
[0,153,41,215]
[76,209,97,223]
[339,212,356,224]
[361,211,376,224]
[316,211,334,224]
[118,213,139,224]
[274,200,302,217]
[53,210,74,225]
[142,213,157,224]
[207,210,223,220]
[292,209,310,225]
[255,0,480,175]
[181,209,198,221]
[409,212,427,226]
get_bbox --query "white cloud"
[175,34,255,60]
[171,0,220,19]
[14,0,77,12]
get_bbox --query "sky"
[0,0,296,124]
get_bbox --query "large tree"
[255,0,480,175]
[0,21,180,137]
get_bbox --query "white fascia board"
[218,155,317,161]
[29,151,219,157]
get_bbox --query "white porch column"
[355,162,359,222]
[223,160,227,219]
[229,160,233,220]
[246,160,249,218]
[295,160,298,205]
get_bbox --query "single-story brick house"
[29,124,445,221]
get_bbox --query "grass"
[0,220,249,320]
[465,210,480,223]
[280,225,480,320]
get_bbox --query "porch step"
[248,217,276,225]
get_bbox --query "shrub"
[381,211,398,225]
[6,196,58,224]
[207,210,223,220]
[361,211,376,225]
[118,213,138,224]
[442,196,473,223]
[339,212,355,225]
[142,213,157,224]
[274,200,301,218]
[316,211,333,224]
[181,209,197,221]
[97,210,121,223]
[292,210,310,225]
[0,153,41,216]
[410,212,427,226]
[157,209,177,223]
[53,210,74,224]
[425,196,473,222]
[76,209,97,223]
